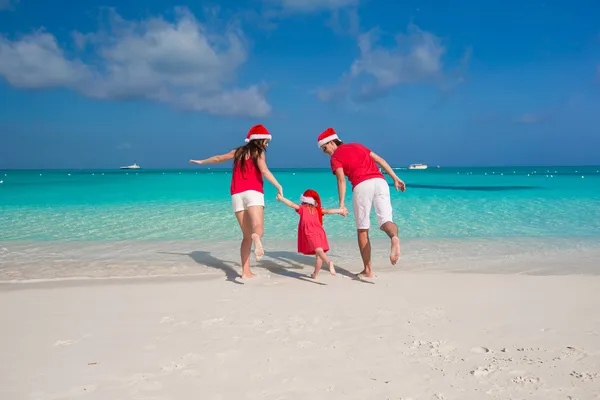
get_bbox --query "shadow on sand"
[266,251,375,284]
[159,251,243,285]
[159,250,374,285]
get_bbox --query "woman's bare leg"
[246,205,265,260]
[235,210,256,279]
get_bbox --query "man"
[317,128,406,278]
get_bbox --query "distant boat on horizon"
[408,163,428,170]
[120,162,141,170]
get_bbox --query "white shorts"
[231,190,264,213]
[352,178,393,230]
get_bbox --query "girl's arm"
[276,194,300,210]
[190,149,235,165]
[323,207,349,217]
[257,153,283,197]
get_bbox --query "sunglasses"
[320,145,327,152]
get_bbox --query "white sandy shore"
[1,266,600,400]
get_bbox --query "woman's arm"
[190,149,235,165]
[370,152,406,192]
[257,154,283,197]
[323,207,348,216]
[276,194,300,210]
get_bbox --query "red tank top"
[230,157,264,195]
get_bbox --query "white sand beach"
[1,239,600,399]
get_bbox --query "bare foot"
[241,271,257,279]
[390,236,401,265]
[356,269,374,279]
[329,262,336,276]
[251,233,264,261]
[311,272,318,280]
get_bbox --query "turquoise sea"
[1,166,600,241]
[2,166,600,282]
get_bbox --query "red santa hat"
[245,124,272,142]
[300,189,323,225]
[317,128,339,147]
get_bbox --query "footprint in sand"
[512,375,540,385]
[159,316,175,324]
[470,365,495,377]
[161,361,186,373]
[54,340,76,347]
[571,371,599,381]
[470,346,490,354]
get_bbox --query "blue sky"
[1,0,599,169]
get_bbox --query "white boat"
[120,163,141,169]
[408,163,428,170]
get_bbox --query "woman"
[190,124,283,279]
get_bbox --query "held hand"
[394,178,406,192]
[276,193,283,202]
[277,187,284,199]
[340,205,349,216]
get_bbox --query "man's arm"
[334,168,347,209]
[370,152,406,192]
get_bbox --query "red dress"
[296,205,330,255]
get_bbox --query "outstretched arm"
[370,152,406,192]
[257,154,283,197]
[323,207,348,217]
[190,150,235,165]
[334,168,347,210]
[276,194,300,210]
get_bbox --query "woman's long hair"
[233,139,268,173]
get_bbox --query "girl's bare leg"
[312,255,322,279]
[314,248,336,276]
[234,210,256,279]
[246,205,265,261]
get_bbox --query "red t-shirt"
[230,157,264,195]
[330,143,384,189]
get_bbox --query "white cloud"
[0,8,270,117]
[0,0,19,11]
[318,24,448,102]
[0,32,90,88]
[267,0,358,13]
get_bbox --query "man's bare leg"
[380,221,400,265]
[357,229,373,278]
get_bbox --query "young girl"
[276,189,348,279]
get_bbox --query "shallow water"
[2,166,599,241]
